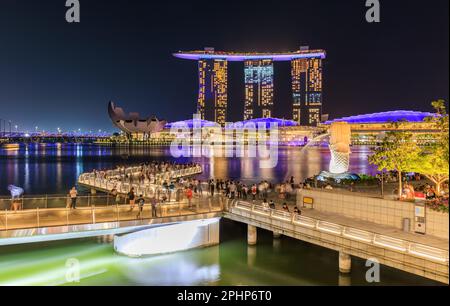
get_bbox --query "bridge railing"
[78,165,202,188]
[77,165,203,196]
[0,195,114,211]
[0,196,223,232]
[231,201,449,264]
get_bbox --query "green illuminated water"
[0,220,442,286]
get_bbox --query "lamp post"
[0,118,4,137]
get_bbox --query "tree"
[411,100,449,194]
[368,121,421,199]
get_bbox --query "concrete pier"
[339,252,351,274]
[248,224,257,245]
[227,202,449,284]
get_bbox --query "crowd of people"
[90,161,201,186]
[199,177,297,201]
[71,165,450,218]
[409,182,449,204]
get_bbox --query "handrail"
[77,165,203,197]
[231,201,449,264]
[0,198,222,232]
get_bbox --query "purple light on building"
[173,51,326,62]
[324,110,438,125]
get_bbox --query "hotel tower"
[174,47,325,126]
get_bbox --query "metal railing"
[0,195,113,211]
[78,165,203,195]
[231,201,449,264]
[0,197,223,232]
[78,165,202,187]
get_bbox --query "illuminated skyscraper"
[197,59,228,126]
[291,57,323,126]
[244,59,274,120]
[174,48,325,125]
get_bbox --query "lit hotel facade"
[244,59,274,120]
[174,48,326,126]
[197,59,228,126]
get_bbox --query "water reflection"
[247,246,257,267]
[0,144,377,196]
[120,247,220,285]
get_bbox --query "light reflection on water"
[0,143,377,196]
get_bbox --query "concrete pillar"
[339,252,351,274]
[247,225,257,246]
[273,231,282,239]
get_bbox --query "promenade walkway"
[227,201,449,283]
[0,195,222,231]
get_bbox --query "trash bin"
[402,218,411,232]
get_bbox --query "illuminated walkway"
[226,201,449,284]
[0,196,221,232]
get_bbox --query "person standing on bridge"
[209,179,215,197]
[151,197,158,217]
[185,186,193,209]
[251,184,257,201]
[290,176,295,190]
[69,187,78,209]
[128,187,136,211]
[136,195,145,219]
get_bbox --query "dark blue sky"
[0,0,448,133]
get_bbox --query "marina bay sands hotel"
[174,47,325,126]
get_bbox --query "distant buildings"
[174,47,326,126]
[107,103,440,147]
[108,101,166,140]
[322,110,441,145]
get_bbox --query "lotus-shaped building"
[108,101,167,137]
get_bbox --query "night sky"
[0,0,448,133]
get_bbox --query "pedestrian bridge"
[0,196,223,246]
[0,195,448,284]
[225,201,449,284]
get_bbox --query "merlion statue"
[8,185,24,199]
[328,122,351,174]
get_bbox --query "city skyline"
[0,0,448,132]
[0,0,448,289]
